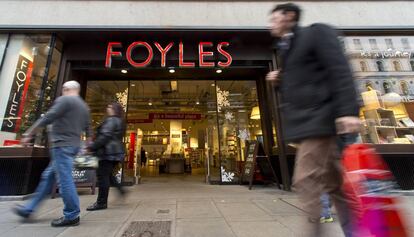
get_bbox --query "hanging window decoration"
[116,88,128,111]
[238,128,251,141]
[225,111,234,121]
[221,166,235,182]
[216,87,230,112]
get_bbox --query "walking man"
[266,3,361,236]
[14,81,91,227]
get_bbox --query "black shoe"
[86,202,107,211]
[51,216,79,227]
[12,205,31,219]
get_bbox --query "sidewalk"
[0,176,413,237]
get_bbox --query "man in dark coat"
[266,3,361,237]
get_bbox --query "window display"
[344,36,414,144]
[0,34,54,146]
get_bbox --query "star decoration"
[238,128,250,141]
[225,111,234,121]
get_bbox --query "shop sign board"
[1,54,33,133]
[105,41,232,68]
[241,141,280,190]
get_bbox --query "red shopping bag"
[342,144,409,237]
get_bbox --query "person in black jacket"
[87,102,126,211]
[266,3,361,237]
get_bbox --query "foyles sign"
[1,54,33,132]
[105,41,232,68]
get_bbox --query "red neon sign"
[105,41,232,68]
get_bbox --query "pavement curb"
[0,194,34,202]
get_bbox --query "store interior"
[81,68,265,184]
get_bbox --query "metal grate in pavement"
[156,209,170,214]
[121,221,171,237]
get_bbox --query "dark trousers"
[96,160,123,205]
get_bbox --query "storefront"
[1,22,414,193]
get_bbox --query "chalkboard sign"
[72,168,96,184]
[51,168,96,198]
[241,141,280,190]
[242,141,259,190]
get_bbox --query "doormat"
[121,221,171,237]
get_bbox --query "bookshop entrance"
[82,68,266,184]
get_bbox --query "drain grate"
[156,209,170,214]
[121,221,171,237]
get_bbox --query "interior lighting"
[216,69,223,74]
[121,69,128,74]
[250,106,261,120]
[169,68,175,73]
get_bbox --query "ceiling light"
[216,69,223,74]
[131,84,136,87]
[148,102,153,106]
[121,69,128,74]
[169,68,175,73]
[211,83,215,87]
[196,101,200,105]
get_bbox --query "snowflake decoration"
[238,128,250,141]
[221,166,235,182]
[225,111,234,121]
[216,87,230,112]
[116,88,128,111]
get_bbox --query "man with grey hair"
[13,80,91,227]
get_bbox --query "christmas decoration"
[221,166,235,182]
[116,88,128,111]
[238,128,250,141]
[225,111,234,121]
[216,87,230,112]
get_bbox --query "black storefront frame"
[1,26,414,191]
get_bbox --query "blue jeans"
[22,146,80,220]
[320,193,331,218]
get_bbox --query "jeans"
[22,146,80,220]
[320,193,332,218]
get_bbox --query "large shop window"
[346,36,414,144]
[0,34,60,147]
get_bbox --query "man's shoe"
[320,216,334,223]
[51,216,79,227]
[12,205,30,219]
[86,202,107,211]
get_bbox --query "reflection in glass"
[0,34,52,146]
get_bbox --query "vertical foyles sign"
[1,54,33,132]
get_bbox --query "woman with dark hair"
[87,102,126,211]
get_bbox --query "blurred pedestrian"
[140,147,147,167]
[86,102,126,211]
[14,81,91,227]
[266,3,361,237]
[320,193,334,223]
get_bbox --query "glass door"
[215,80,262,183]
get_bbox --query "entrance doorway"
[83,70,264,184]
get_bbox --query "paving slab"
[229,220,292,237]
[216,202,273,221]
[177,201,221,219]
[56,221,123,237]
[252,199,305,216]
[0,225,65,237]
[176,218,235,237]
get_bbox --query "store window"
[376,61,385,72]
[385,38,394,50]
[360,61,368,72]
[401,38,410,50]
[393,61,403,71]
[345,36,414,144]
[369,39,379,50]
[0,34,8,69]
[353,39,363,50]
[0,34,56,146]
